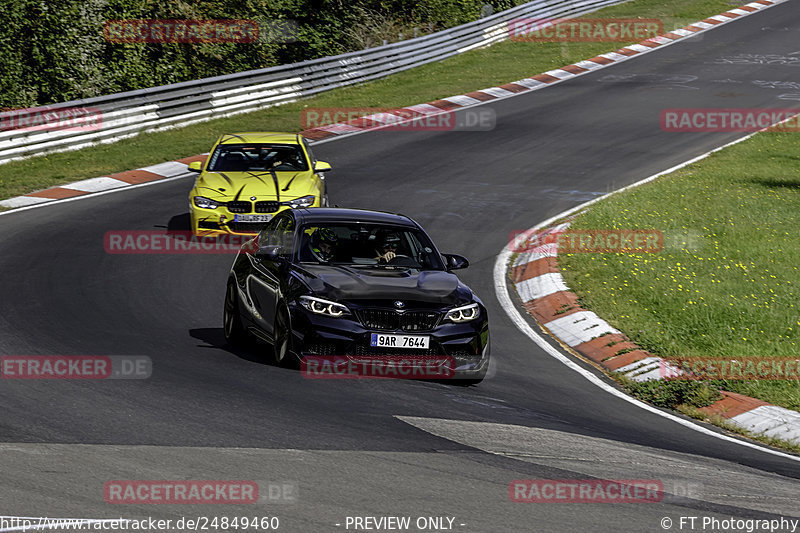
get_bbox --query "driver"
[309,228,338,263]
[374,232,401,263]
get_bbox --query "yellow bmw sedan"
[188,132,331,236]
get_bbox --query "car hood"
[195,170,310,200]
[297,265,471,305]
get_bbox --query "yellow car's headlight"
[281,195,315,209]
[193,196,221,209]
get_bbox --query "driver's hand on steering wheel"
[378,251,396,263]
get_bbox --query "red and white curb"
[510,220,800,446]
[0,0,787,210]
[0,156,205,209]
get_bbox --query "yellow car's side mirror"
[188,161,203,173]
[314,161,332,172]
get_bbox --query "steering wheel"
[385,254,419,268]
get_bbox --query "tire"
[454,376,485,386]
[272,305,295,368]
[223,281,249,347]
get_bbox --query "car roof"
[291,208,417,227]
[217,132,301,145]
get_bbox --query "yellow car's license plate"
[235,214,273,222]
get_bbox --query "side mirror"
[443,253,469,271]
[188,161,203,173]
[255,245,285,260]
[314,161,332,172]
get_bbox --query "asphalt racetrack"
[1,2,798,531]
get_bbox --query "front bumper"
[190,205,292,236]
[189,196,321,236]
[289,302,490,379]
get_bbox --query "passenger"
[308,228,339,263]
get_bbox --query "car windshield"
[296,223,445,270]
[207,143,309,172]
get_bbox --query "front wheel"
[224,282,249,347]
[272,305,295,368]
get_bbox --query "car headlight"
[193,196,220,209]
[281,195,315,209]
[444,303,480,323]
[299,296,350,317]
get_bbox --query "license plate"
[370,333,429,349]
[235,214,273,223]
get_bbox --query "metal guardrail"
[0,0,625,164]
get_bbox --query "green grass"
[560,131,800,411]
[0,0,742,201]
[615,374,723,409]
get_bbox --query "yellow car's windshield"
[207,143,309,172]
